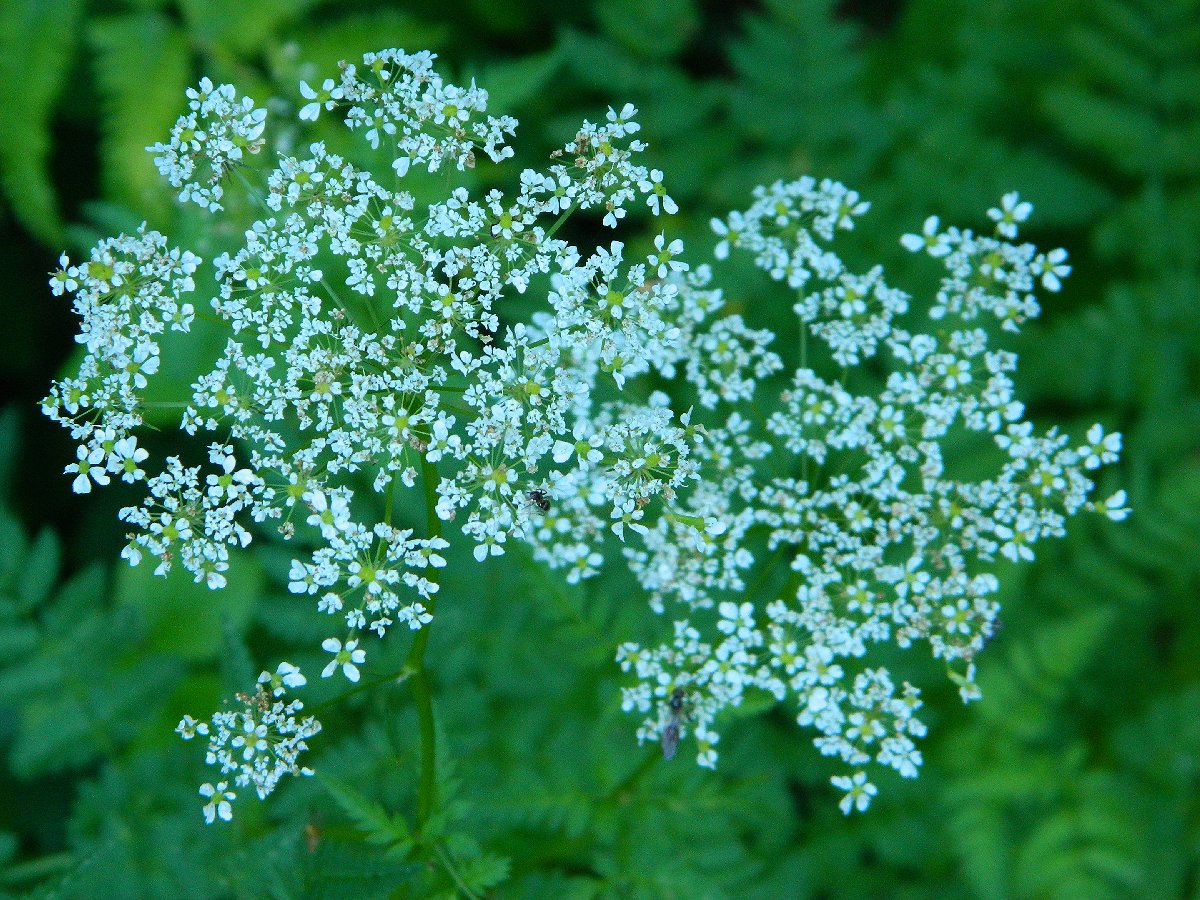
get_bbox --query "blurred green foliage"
[0,0,1197,896]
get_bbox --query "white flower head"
[321,637,366,682]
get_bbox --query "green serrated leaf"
[0,510,27,598]
[89,13,192,219]
[0,0,83,244]
[273,11,449,83]
[594,0,698,59]
[0,410,20,495]
[178,0,310,58]
[17,529,61,611]
[469,46,563,116]
[455,849,510,893]
[317,774,413,854]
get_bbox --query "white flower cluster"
[615,179,1126,815]
[300,48,515,176]
[148,77,268,212]
[45,50,1125,822]
[42,229,199,493]
[177,664,318,822]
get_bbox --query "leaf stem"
[407,458,442,837]
[543,200,581,242]
[0,851,75,885]
[306,666,416,715]
[607,748,661,804]
[196,309,233,330]
[434,845,481,899]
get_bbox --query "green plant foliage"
[3,0,1199,896]
[0,0,84,244]
[89,13,192,220]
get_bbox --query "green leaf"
[113,549,261,662]
[273,11,448,81]
[1041,84,1162,177]
[0,409,20,496]
[468,46,563,116]
[0,510,28,600]
[89,13,192,218]
[594,0,699,59]
[0,0,84,243]
[17,529,61,611]
[178,0,310,58]
[317,774,413,855]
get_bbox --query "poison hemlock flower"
[147,78,267,212]
[298,78,344,121]
[900,216,950,256]
[178,675,319,822]
[44,50,1127,823]
[831,771,877,815]
[988,191,1033,239]
[321,637,366,682]
[198,781,235,824]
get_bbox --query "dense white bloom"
[47,50,1126,821]
[179,679,319,822]
[147,78,267,212]
[618,178,1122,789]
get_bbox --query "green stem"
[408,458,442,837]
[800,322,809,485]
[307,666,415,716]
[411,668,436,832]
[233,166,274,216]
[319,276,368,331]
[743,544,788,604]
[196,309,233,330]
[543,200,581,242]
[384,470,398,527]
[434,845,481,899]
[1,851,75,885]
[607,748,661,804]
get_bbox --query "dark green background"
[0,0,1197,896]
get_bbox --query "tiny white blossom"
[1082,424,1121,470]
[321,637,366,682]
[259,661,307,697]
[199,782,235,824]
[1102,490,1131,521]
[900,216,950,256]
[298,78,344,121]
[831,771,877,814]
[639,169,678,216]
[987,191,1033,239]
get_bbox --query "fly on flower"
[661,687,692,761]
[526,489,551,513]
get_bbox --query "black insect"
[526,489,550,513]
[668,687,686,714]
[661,687,690,761]
[661,721,681,761]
